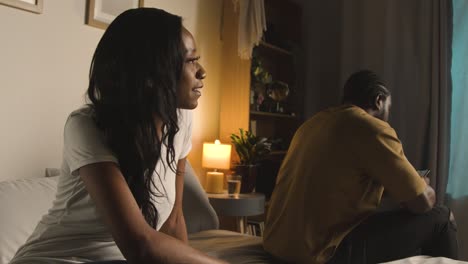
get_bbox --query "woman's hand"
[80,162,227,264]
[158,158,190,243]
[160,208,188,243]
[423,176,430,185]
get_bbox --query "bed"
[0,162,465,264]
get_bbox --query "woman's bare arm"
[80,162,227,264]
[159,158,189,243]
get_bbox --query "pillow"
[44,167,61,177]
[0,176,58,264]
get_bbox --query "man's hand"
[423,176,430,185]
[402,183,436,214]
[426,184,436,205]
[422,176,436,208]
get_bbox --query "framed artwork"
[86,0,144,29]
[0,0,43,14]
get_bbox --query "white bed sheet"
[383,256,467,264]
[189,230,467,264]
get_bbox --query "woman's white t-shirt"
[11,107,193,263]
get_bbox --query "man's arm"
[401,177,436,214]
[355,125,433,212]
[159,158,188,243]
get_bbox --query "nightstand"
[207,193,265,234]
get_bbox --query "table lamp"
[203,139,232,193]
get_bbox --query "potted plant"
[230,129,272,193]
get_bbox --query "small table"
[207,192,265,234]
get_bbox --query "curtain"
[338,0,452,204]
[448,0,468,199]
[427,0,452,204]
[447,0,468,260]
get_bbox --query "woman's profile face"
[177,27,206,109]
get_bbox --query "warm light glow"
[202,139,232,170]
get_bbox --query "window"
[447,0,468,198]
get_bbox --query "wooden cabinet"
[250,0,303,199]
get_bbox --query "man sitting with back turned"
[263,70,458,264]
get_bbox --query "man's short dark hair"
[342,70,390,108]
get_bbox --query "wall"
[145,0,224,184]
[0,0,223,182]
[218,0,250,152]
[0,1,101,180]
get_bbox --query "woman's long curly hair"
[87,8,184,228]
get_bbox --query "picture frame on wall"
[0,0,43,14]
[86,0,144,30]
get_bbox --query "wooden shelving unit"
[259,41,293,56]
[249,0,303,199]
[250,111,297,119]
[270,150,287,155]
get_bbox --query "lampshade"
[202,140,232,170]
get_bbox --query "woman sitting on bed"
[11,8,227,264]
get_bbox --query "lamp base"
[205,171,224,194]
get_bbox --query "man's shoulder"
[299,105,394,138]
[340,105,391,132]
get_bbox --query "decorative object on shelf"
[251,56,272,111]
[202,140,232,194]
[267,80,290,113]
[230,129,271,193]
[270,138,286,152]
[0,0,43,13]
[86,0,144,30]
[255,93,265,110]
[251,56,272,85]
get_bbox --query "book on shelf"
[250,120,257,136]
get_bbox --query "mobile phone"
[417,169,430,177]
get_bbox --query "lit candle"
[205,171,224,193]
